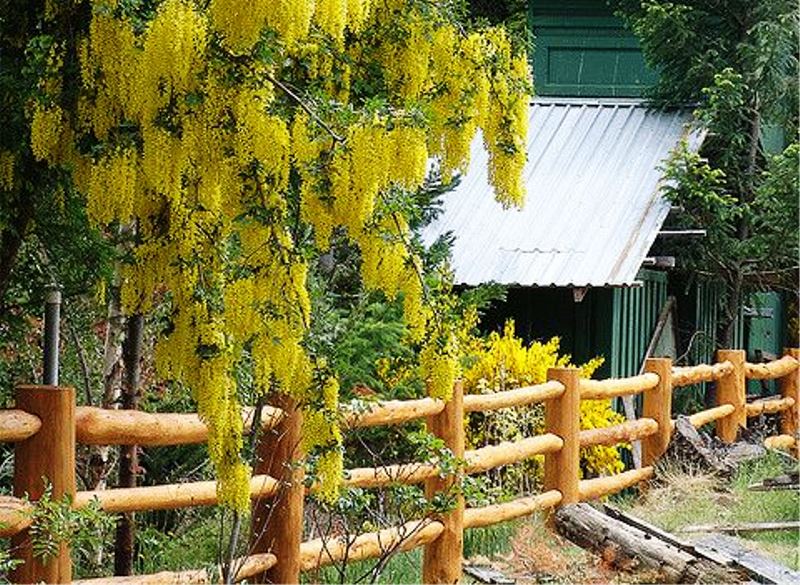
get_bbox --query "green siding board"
[530,1,657,97]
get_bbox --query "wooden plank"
[680,521,800,534]
[463,565,515,584]
[748,473,799,492]
[694,534,800,584]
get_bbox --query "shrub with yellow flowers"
[23,0,532,509]
[463,320,626,496]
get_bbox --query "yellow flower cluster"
[303,376,344,503]
[0,151,15,191]
[463,320,625,478]
[420,331,459,401]
[30,103,65,163]
[32,0,531,510]
[86,148,137,225]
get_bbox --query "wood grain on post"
[642,358,673,467]
[11,385,76,584]
[544,369,580,508]
[715,349,746,443]
[422,381,465,584]
[779,348,799,441]
[250,394,303,584]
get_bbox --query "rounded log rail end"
[343,397,445,429]
[231,553,280,583]
[671,361,734,387]
[462,381,565,413]
[0,496,32,537]
[579,418,659,448]
[745,396,795,417]
[74,474,278,514]
[764,434,797,452]
[579,374,659,400]
[0,409,42,443]
[578,466,654,501]
[299,518,444,571]
[745,355,799,380]
[671,404,736,430]
[75,405,284,446]
[463,489,563,529]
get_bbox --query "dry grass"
[481,514,661,584]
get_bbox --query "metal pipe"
[43,286,61,386]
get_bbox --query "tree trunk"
[114,313,144,576]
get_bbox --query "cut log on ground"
[554,503,735,583]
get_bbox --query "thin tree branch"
[265,73,345,144]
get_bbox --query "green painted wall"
[530,0,657,97]
[478,270,670,381]
[608,269,669,377]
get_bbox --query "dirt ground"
[466,520,661,584]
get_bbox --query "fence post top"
[645,356,672,365]
[15,385,74,393]
[716,349,746,359]
[546,367,581,379]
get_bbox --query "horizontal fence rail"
[0,348,797,584]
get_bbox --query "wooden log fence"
[0,349,797,584]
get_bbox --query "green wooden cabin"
[424,0,788,386]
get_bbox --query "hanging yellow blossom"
[30,0,532,511]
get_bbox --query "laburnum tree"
[0,0,531,510]
[616,0,799,347]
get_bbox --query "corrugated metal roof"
[421,98,704,287]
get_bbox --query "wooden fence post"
[642,358,673,467]
[11,385,76,584]
[250,394,303,584]
[779,348,799,446]
[544,368,580,511]
[715,349,746,443]
[422,381,465,584]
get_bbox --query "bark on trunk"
[554,503,727,583]
[114,314,144,576]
